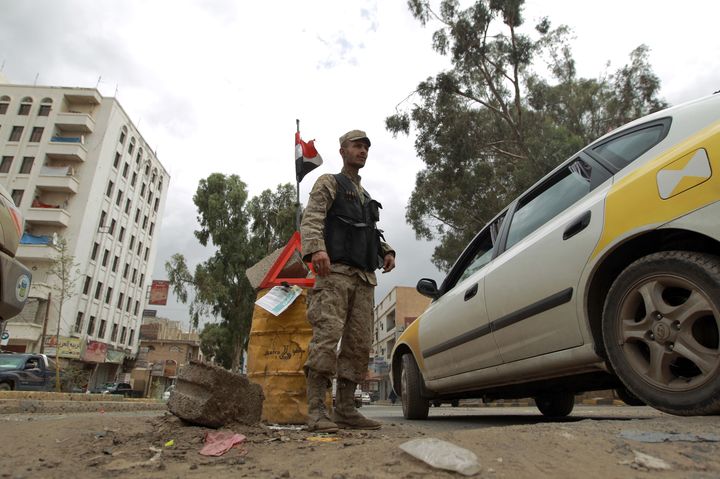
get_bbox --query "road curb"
[0,398,167,414]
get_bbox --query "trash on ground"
[164,439,175,447]
[399,437,481,476]
[620,430,720,443]
[267,424,306,431]
[619,450,671,471]
[307,436,339,443]
[199,431,247,456]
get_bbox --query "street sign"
[0,331,9,346]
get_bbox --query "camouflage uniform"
[301,167,394,384]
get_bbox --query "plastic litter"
[399,437,480,476]
[307,436,339,442]
[164,439,175,447]
[199,431,247,456]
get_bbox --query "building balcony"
[36,166,79,193]
[46,137,87,162]
[5,321,43,343]
[17,240,59,263]
[63,90,102,106]
[55,112,95,133]
[25,207,70,227]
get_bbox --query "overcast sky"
[1,0,718,330]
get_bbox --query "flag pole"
[295,119,301,232]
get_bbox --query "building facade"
[370,286,431,401]
[0,82,169,388]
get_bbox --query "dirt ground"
[2,409,720,478]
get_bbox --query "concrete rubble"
[167,360,264,428]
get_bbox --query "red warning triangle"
[259,231,316,288]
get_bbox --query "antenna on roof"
[114,84,119,97]
[33,73,39,86]
[0,60,5,72]
[96,75,102,88]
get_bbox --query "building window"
[29,127,43,142]
[109,219,116,235]
[19,157,34,174]
[126,296,132,312]
[98,319,107,338]
[106,180,114,197]
[110,323,118,342]
[144,247,149,261]
[113,152,121,169]
[9,126,23,142]
[131,268,137,284]
[139,273,145,287]
[144,163,150,176]
[134,300,139,315]
[101,249,109,267]
[82,276,92,295]
[117,292,124,309]
[128,138,135,155]
[122,162,129,178]
[0,97,8,114]
[119,131,126,144]
[18,103,31,115]
[123,263,129,279]
[11,189,23,206]
[137,241,142,255]
[158,180,163,193]
[140,183,146,197]
[142,216,148,229]
[148,192,153,204]
[128,329,135,346]
[112,255,119,272]
[131,172,137,187]
[120,327,127,344]
[0,156,13,173]
[74,312,84,334]
[105,287,113,304]
[149,222,155,236]
[154,197,159,212]
[119,227,125,242]
[115,190,122,206]
[129,236,135,250]
[38,104,51,116]
[134,208,140,223]
[125,198,131,214]
[91,242,99,260]
[99,210,107,227]
[87,316,96,336]
[94,281,103,300]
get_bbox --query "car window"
[505,158,594,250]
[0,356,25,369]
[455,212,506,285]
[592,124,666,169]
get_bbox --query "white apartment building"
[0,81,169,386]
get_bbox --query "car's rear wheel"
[534,392,575,417]
[0,382,12,391]
[603,251,720,415]
[401,353,429,419]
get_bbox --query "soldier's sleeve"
[380,241,395,259]
[300,174,336,262]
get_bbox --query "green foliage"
[390,0,667,270]
[166,177,298,371]
[198,322,234,370]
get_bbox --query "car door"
[418,213,507,380]
[18,356,47,390]
[484,155,612,364]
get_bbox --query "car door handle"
[563,211,591,240]
[464,283,478,301]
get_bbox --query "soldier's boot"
[305,370,338,433]
[332,379,381,430]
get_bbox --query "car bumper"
[0,252,32,320]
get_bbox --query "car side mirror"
[416,278,440,299]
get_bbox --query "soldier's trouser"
[304,273,374,384]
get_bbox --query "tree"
[198,322,234,369]
[166,176,298,372]
[388,0,667,271]
[47,236,79,391]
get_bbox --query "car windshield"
[0,356,25,369]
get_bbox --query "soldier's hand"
[382,253,395,273]
[311,251,331,277]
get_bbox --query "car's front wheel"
[534,392,575,417]
[603,251,720,415]
[401,353,429,419]
[0,382,12,391]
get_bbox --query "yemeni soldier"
[301,129,396,432]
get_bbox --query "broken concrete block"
[168,360,264,428]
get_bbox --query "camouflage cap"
[339,129,371,147]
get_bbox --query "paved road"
[362,403,668,431]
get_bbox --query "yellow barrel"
[247,288,320,424]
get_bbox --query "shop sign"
[106,350,126,364]
[43,335,83,359]
[82,341,108,363]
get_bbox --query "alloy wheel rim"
[617,273,720,392]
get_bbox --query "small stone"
[279,471,290,478]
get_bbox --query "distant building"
[369,286,431,400]
[132,314,201,398]
[0,81,169,388]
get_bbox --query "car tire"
[602,251,720,416]
[401,353,429,420]
[615,386,645,406]
[535,392,575,417]
[0,382,12,391]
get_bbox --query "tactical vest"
[325,174,383,271]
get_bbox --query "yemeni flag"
[295,131,323,182]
